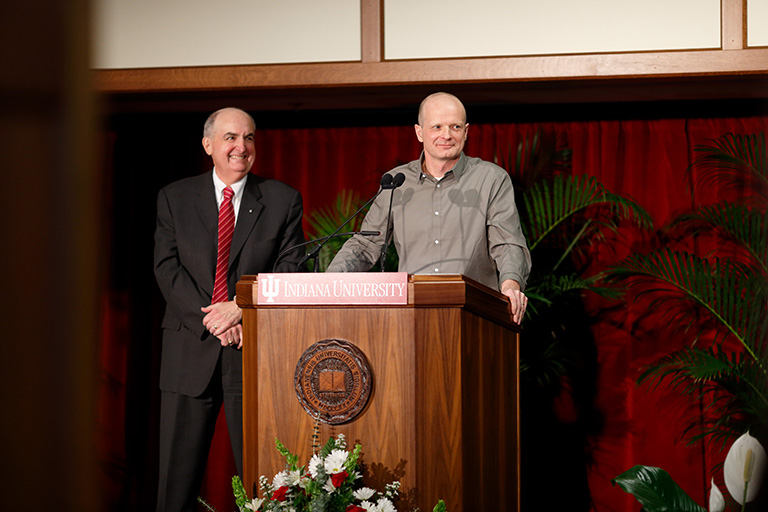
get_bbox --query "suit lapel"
[194,172,218,287]
[230,175,264,267]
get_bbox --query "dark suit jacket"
[153,171,305,397]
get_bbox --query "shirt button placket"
[432,180,441,273]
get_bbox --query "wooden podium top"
[236,273,519,331]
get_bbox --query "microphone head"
[380,173,394,188]
[392,172,406,188]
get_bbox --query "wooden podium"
[236,274,520,512]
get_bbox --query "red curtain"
[98,112,767,511]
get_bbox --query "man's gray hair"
[203,107,256,138]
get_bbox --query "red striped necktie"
[212,186,235,304]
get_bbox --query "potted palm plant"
[608,132,768,510]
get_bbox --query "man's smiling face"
[202,108,256,184]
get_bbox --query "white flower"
[298,476,312,490]
[284,470,302,487]
[724,431,767,505]
[708,479,724,512]
[324,449,349,474]
[360,502,377,512]
[308,453,323,478]
[258,475,271,493]
[272,471,289,489]
[376,497,397,512]
[323,478,337,494]
[354,487,376,501]
[243,497,264,511]
[336,433,347,449]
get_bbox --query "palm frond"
[495,130,572,191]
[669,202,768,276]
[639,346,768,446]
[304,190,367,271]
[608,248,768,373]
[527,272,623,304]
[687,132,768,203]
[522,174,653,252]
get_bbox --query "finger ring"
[228,340,234,346]
[213,325,218,330]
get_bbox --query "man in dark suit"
[153,107,305,512]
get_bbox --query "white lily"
[708,478,724,512]
[243,497,264,511]
[724,431,767,505]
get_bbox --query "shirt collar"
[212,169,248,201]
[417,152,467,183]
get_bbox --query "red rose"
[346,505,366,512]
[272,486,289,502]
[330,470,348,488]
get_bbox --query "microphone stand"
[298,173,395,272]
[271,231,380,273]
[378,172,405,271]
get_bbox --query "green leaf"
[687,132,768,203]
[522,174,652,253]
[433,499,448,512]
[275,437,300,468]
[669,202,768,276]
[607,248,768,373]
[232,475,248,508]
[612,466,706,512]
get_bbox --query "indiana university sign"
[256,272,408,306]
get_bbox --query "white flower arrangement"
[230,434,407,512]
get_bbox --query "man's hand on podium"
[501,279,527,325]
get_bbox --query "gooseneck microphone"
[271,231,381,273]
[296,173,396,272]
[378,172,405,272]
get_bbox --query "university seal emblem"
[294,339,372,425]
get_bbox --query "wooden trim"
[94,48,768,94]
[360,0,383,63]
[722,0,747,49]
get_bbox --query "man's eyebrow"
[222,131,255,137]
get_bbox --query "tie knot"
[223,187,234,201]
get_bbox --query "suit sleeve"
[153,187,209,339]
[272,188,308,273]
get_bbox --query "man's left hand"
[202,300,242,337]
[501,279,527,325]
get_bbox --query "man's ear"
[414,124,424,143]
[202,137,213,155]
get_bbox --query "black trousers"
[156,346,243,512]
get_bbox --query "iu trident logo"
[261,274,280,303]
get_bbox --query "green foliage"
[232,475,249,509]
[612,465,707,512]
[686,132,767,203]
[433,499,447,512]
[606,132,768,448]
[507,133,652,390]
[522,174,652,252]
[304,189,397,272]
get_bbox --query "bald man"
[153,107,305,511]
[328,92,530,322]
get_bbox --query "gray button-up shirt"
[327,153,531,291]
